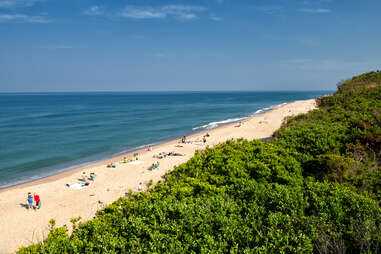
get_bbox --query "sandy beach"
[0,99,316,253]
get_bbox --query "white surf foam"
[250,102,287,117]
[192,102,289,131]
[192,117,247,130]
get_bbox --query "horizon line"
[0,89,334,94]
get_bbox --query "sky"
[0,0,380,92]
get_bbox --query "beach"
[0,99,316,253]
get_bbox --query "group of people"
[27,192,41,210]
[123,154,139,163]
[151,161,160,170]
[153,152,167,159]
[122,153,139,163]
[181,133,210,145]
[153,151,185,159]
[181,136,192,144]
[107,162,116,168]
[80,172,96,182]
[202,133,210,144]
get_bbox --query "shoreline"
[0,99,317,253]
[0,101,288,193]
[0,118,248,194]
[0,135,180,194]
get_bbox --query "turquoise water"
[0,91,329,189]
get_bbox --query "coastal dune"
[0,99,316,253]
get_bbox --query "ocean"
[0,91,329,189]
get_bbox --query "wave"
[192,117,247,130]
[250,102,287,116]
[192,102,289,131]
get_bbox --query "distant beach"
[0,98,317,253]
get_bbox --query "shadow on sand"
[19,203,30,210]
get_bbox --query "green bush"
[303,154,361,183]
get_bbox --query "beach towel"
[128,161,143,165]
[68,183,87,189]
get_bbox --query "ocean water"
[0,91,329,189]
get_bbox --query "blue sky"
[0,0,380,92]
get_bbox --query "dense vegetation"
[18,71,381,253]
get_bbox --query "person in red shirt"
[33,193,41,209]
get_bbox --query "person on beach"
[138,182,142,192]
[27,192,33,209]
[81,172,87,181]
[203,136,207,144]
[34,193,41,209]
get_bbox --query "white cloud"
[209,14,221,21]
[299,8,331,13]
[257,3,332,15]
[0,13,49,22]
[120,7,165,19]
[118,5,207,20]
[0,0,48,23]
[0,0,41,8]
[84,5,103,16]
[178,12,197,20]
[161,5,206,13]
